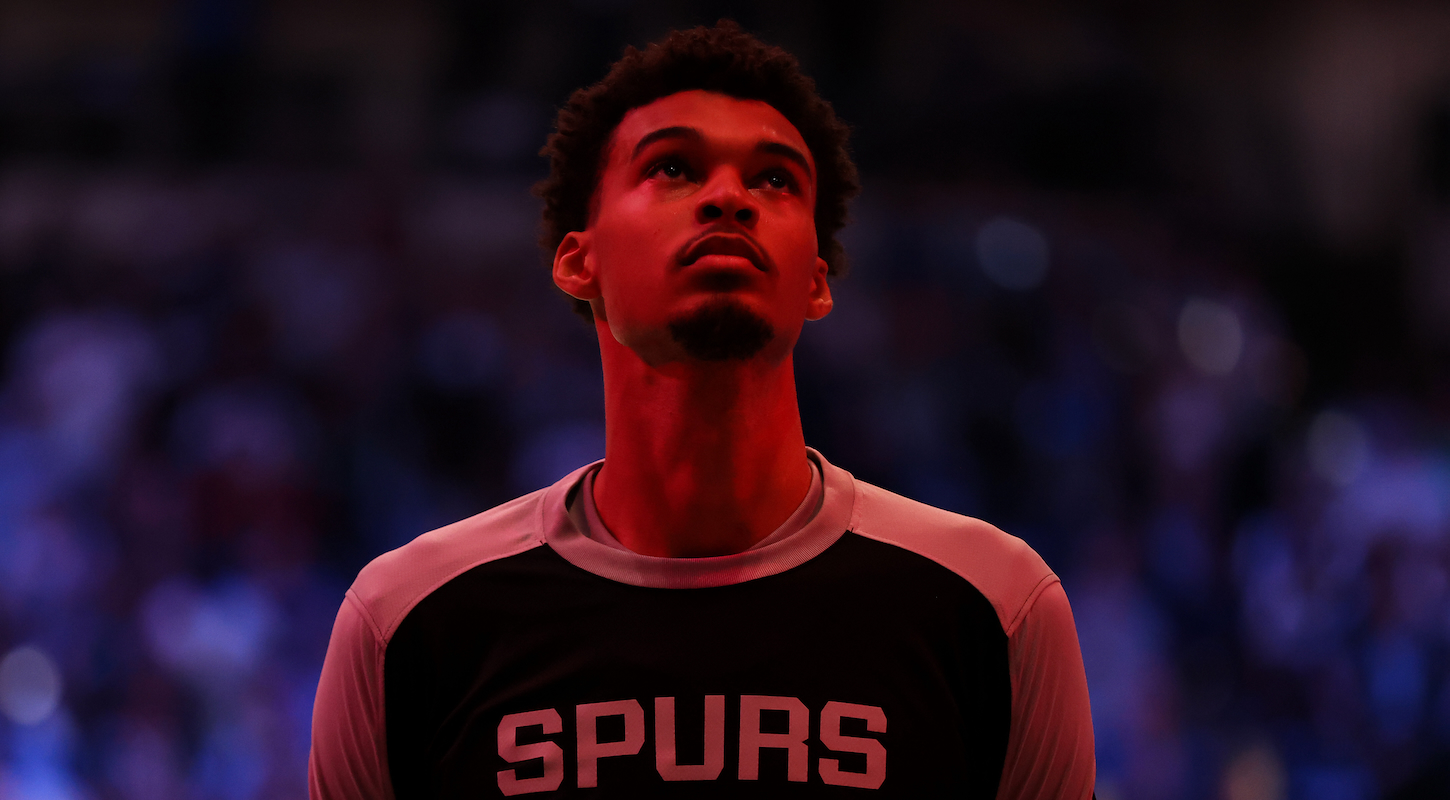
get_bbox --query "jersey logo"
[496,694,887,794]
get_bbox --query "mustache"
[675,232,773,272]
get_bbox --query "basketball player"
[311,21,1096,798]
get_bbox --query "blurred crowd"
[1,2,1449,799]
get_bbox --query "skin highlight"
[552,90,832,557]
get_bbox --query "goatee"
[668,300,775,361]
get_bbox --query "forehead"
[607,89,812,168]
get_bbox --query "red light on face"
[555,90,833,367]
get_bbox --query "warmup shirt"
[311,450,1095,798]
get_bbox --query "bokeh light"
[0,645,62,726]
[1222,743,1287,800]
[974,216,1049,291]
[1176,298,1244,376]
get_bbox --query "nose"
[696,171,758,227]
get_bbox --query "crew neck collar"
[540,448,856,589]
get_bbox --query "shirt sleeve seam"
[1004,572,1060,638]
[344,588,386,646]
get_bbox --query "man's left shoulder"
[845,478,1057,636]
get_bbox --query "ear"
[553,231,601,301]
[805,255,833,321]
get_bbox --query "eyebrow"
[757,141,814,181]
[630,126,815,181]
[630,126,701,161]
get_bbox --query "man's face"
[554,89,832,366]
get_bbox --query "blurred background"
[0,0,1448,798]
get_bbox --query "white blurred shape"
[141,577,276,685]
[1307,410,1369,487]
[974,216,1049,291]
[0,645,62,725]
[1177,298,1244,376]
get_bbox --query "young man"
[311,22,1095,799]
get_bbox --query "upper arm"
[996,579,1096,800]
[310,592,394,800]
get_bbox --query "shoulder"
[346,483,558,644]
[844,476,1058,637]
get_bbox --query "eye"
[648,157,689,180]
[760,170,797,192]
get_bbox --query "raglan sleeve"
[996,577,1096,800]
[309,590,395,800]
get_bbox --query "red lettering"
[655,695,725,781]
[818,701,887,789]
[496,709,564,796]
[575,699,645,788]
[738,695,809,782]
[501,695,888,790]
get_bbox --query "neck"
[591,325,812,558]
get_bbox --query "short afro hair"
[535,20,860,322]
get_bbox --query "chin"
[667,298,776,362]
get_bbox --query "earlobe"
[805,256,833,321]
[553,232,601,301]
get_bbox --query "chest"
[384,538,1010,798]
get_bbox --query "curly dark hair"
[535,20,860,321]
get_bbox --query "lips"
[680,233,770,272]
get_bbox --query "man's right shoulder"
[346,487,552,645]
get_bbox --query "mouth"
[679,233,770,272]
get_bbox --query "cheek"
[783,216,822,267]
[594,196,679,257]
[594,240,666,319]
